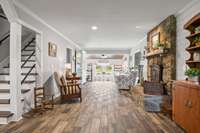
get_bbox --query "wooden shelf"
[184,12,200,69]
[186,45,200,51]
[184,12,200,29]
[145,49,168,58]
[186,32,200,39]
[186,60,200,64]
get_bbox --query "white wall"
[81,51,87,84]
[14,6,78,96]
[176,0,200,80]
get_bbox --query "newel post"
[10,22,22,121]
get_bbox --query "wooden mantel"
[146,48,168,58]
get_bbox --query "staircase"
[0,37,37,124]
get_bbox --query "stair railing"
[0,33,10,46]
[21,64,36,84]
[20,38,36,84]
[0,14,9,46]
[21,38,35,52]
[2,38,36,68]
[21,51,35,68]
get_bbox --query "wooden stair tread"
[28,45,35,47]
[3,65,36,68]
[0,111,13,117]
[0,73,37,75]
[0,80,10,84]
[22,80,36,84]
[0,99,10,104]
[22,66,36,68]
[0,89,30,93]
[21,60,35,62]
[21,54,36,56]
[0,73,9,75]
[0,89,10,93]
[21,73,38,76]
[23,49,35,52]
[21,89,31,94]
[3,66,9,68]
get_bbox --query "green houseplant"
[157,43,165,51]
[192,36,200,46]
[185,68,200,82]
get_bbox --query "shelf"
[186,45,200,51]
[145,49,168,58]
[184,12,200,29]
[186,32,200,39]
[186,60,200,64]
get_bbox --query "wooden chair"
[34,87,54,111]
[54,72,82,103]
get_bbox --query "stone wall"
[147,15,176,95]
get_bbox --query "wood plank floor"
[0,81,183,133]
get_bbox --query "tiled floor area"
[0,81,183,133]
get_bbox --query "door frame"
[18,19,44,86]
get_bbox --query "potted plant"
[157,43,165,51]
[185,68,200,82]
[192,36,200,46]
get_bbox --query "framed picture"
[48,42,57,57]
[151,32,160,49]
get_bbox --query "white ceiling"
[16,0,191,50]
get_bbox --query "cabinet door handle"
[187,100,193,108]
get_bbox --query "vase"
[159,47,164,52]
[193,52,200,61]
[196,42,200,46]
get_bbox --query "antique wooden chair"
[54,72,82,103]
[34,87,54,111]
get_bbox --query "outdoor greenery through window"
[96,65,113,74]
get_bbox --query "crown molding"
[0,0,19,22]
[13,0,81,50]
[175,0,199,16]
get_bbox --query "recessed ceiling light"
[101,54,107,58]
[91,26,98,30]
[136,26,141,29]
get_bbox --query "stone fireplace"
[146,15,176,95]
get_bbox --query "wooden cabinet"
[173,81,200,133]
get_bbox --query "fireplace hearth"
[144,64,165,95]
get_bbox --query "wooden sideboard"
[173,81,200,133]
